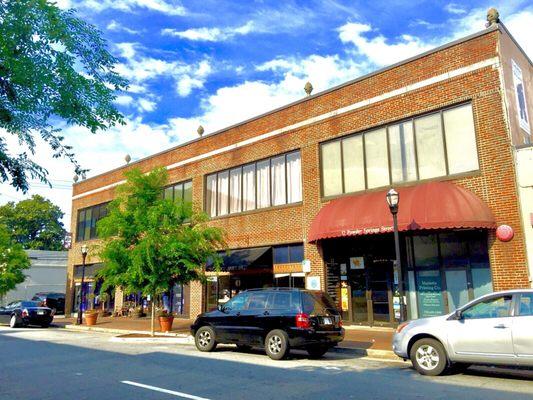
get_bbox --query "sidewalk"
[57,316,394,353]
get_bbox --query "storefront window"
[408,231,493,318]
[273,243,304,264]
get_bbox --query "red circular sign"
[496,225,514,242]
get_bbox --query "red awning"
[308,181,496,243]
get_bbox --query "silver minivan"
[393,290,533,375]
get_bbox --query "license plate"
[37,311,45,315]
[322,317,332,325]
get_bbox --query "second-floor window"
[76,203,108,242]
[163,180,192,203]
[320,103,479,197]
[205,150,302,218]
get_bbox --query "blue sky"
[2,0,532,227]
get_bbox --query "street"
[1,327,532,400]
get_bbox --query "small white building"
[0,250,68,305]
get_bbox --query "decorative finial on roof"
[125,154,131,164]
[197,125,205,137]
[73,174,79,183]
[486,8,500,27]
[81,173,86,180]
[304,81,313,96]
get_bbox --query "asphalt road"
[1,327,532,400]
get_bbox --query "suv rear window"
[302,292,339,316]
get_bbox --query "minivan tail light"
[296,313,311,329]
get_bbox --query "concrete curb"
[334,346,398,360]
[110,335,194,344]
[64,324,188,337]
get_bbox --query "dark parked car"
[191,288,344,360]
[32,292,65,314]
[0,301,54,328]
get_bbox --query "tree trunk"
[150,294,155,337]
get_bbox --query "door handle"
[494,324,508,329]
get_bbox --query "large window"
[406,230,492,319]
[205,151,302,217]
[320,103,479,197]
[163,180,192,204]
[76,203,108,242]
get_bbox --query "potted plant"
[157,309,175,333]
[132,306,145,318]
[84,309,98,326]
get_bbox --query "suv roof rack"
[245,287,304,292]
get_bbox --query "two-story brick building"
[66,21,532,327]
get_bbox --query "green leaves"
[0,194,66,250]
[0,0,128,192]
[0,224,30,297]
[96,168,225,298]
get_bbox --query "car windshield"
[302,291,339,315]
[20,301,42,308]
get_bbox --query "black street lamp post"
[77,244,89,325]
[386,189,406,323]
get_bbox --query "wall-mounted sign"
[512,60,531,134]
[350,257,365,270]
[207,276,218,282]
[341,286,349,311]
[302,259,311,273]
[496,224,514,242]
[306,276,321,291]
[416,270,444,318]
[340,263,347,275]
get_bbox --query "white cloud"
[445,3,467,15]
[162,21,254,42]
[114,43,213,97]
[115,95,134,106]
[67,0,186,16]
[137,98,157,112]
[107,20,141,35]
[338,22,433,67]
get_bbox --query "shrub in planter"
[84,310,98,326]
[157,310,175,332]
[132,306,145,318]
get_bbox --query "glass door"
[350,269,368,324]
[368,262,393,325]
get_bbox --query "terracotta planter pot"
[158,316,174,332]
[85,312,98,326]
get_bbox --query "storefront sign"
[341,285,349,311]
[496,224,514,242]
[350,257,365,270]
[306,276,321,290]
[340,263,347,275]
[512,60,531,134]
[302,259,311,273]
[416,270,444,317]
[342,226,393,237]
[207,276,218,282]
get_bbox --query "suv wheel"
[265,329,289,360]
[410,338,448,376]
[195,326,217,352]
[306,345,329,359]
[9,315,18,328]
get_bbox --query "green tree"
[96,168,225,335]
[0,0,128,192]
[0,194,66,250]
[0,224,30,298]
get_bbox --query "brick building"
[66,22,532,326]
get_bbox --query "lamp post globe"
[77,245,89,325]
[386,188,399,213]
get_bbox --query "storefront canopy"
[308,181,496,243]
[207,246,272,272]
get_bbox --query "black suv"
[191,288,344,360]
[31,292,65,315]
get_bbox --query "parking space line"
[121,381,211,400]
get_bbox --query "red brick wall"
[66,28,529,316]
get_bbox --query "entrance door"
[368,261,393,325]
